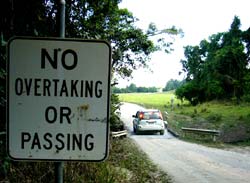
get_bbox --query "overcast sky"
[117,0,250,88]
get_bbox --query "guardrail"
[181,127,220,141]
[111,130,128,138]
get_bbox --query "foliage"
[176,16,250,105]
[64,0,181,80]
[110,94,124,131]
[0,0,181,130]
[163,79,184,92]
[175,81,201,105]
[113,83,158,93]
[1,0,181,79]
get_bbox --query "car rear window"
[140,111,162,120]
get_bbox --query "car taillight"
[139,113,144,119]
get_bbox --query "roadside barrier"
[111,130,128,138]
[181,127,220,141]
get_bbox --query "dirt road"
[120,103,250,183]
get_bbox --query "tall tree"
[176,16,249,104]
[214,16,247,100]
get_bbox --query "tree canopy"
[176,16,250,105]
[163,79,184,92]
[0,0,182,130]
[0,0,182,79]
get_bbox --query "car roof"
[137,109,160,112]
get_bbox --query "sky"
[117,0,250,88]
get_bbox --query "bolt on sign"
[7,37,111,161]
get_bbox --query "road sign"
[7,37,111,161]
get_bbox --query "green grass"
[119,91,186,109]
[119,92,250,144]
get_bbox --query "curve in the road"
[120,102,250,183]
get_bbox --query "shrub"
[110,94,124,131]
[242,95,250,102]
[206,114,222,122]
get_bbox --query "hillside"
[119,92,250,143]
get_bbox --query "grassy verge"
[0,136,171,183]
[119,92,250,144]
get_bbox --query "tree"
[242,27,250,63]
[163,79,183,91]
[1,0,181,77]
[62,0,182,80]
[180,45,204,81]
[127,83,137,93]
[176,16,250,104]
[175,81,200,105]
[1,0,182,133]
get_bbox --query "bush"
[110,94,124,131]
[242,94,250,102]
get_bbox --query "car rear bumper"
[137,125,164,132]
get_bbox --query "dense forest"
[176,16,250,105]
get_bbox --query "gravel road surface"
[120,102,250,183]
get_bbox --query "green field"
[119,92,250,143]
[119,91,180,107]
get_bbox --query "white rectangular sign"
[7,37,111,161]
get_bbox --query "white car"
[132,109,166,135]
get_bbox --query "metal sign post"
[58,0,65,38]
[56,1,65,182]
